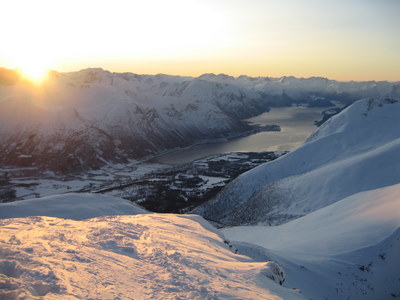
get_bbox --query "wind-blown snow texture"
[1,68,399,173]
[195,97,400,226]
[0,214,303,300]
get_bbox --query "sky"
[1,0,399,81]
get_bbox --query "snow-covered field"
[0,194,303,299]
[1,183,398,299]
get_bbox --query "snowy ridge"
[194,98,400,226]
[0,214,303,299]
[1,68,399,173]
[0,193,147,220]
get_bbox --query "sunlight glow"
[0,0,399,81]
[9,48,53,84]
[18,64,50,83]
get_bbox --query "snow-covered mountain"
[0,193,303,300]
[1,68,399,173]
[0,69,266,173]
[194,97,400,226]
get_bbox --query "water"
[155,107,326,164]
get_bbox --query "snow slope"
[222,183,400,255]
[0,214,303,300]
[0,193,147,220]
[1,68,399,173]
[194,98,400,226]
[222,183,400,300]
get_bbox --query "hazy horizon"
[3,66,400,84]
[1,0,399,81]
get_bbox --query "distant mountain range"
[1,67,399,173]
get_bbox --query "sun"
[18,64,50,84]
[14,55,53,84]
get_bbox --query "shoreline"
[145,124,281,164]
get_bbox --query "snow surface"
[230,228,400,300]
[221,184,400,300]
[0,214,303,299]
[222,184,400,255]
[195,98,400,226]
[0,193,147,220]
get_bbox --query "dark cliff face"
[0,121,248,174]
[0,87,257,174]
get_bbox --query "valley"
[0,149,285,212]
[0,104,324,210]
[153,106,327,164]
[100,151,286,213]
